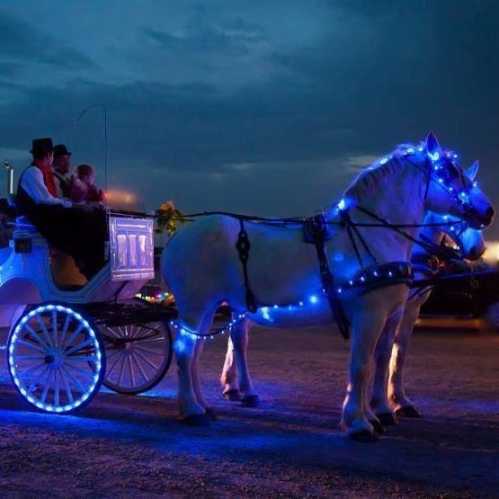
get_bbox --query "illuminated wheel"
[7,304,105,413]
[101,322,172,394]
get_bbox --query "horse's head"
[428,212,486,261]
[420,132,494,229]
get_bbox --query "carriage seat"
[13,215,88,289]
[14,215,39,234]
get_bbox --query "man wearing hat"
[52,144,73,198]
[17,138,107,280]
[17,138,70,208]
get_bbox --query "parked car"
[419,262,499,330]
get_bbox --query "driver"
[52,144,73,198]
[16,138,107,280]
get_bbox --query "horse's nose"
[469,244,486,261]
[484,206,495,226]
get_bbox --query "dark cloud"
[143,14,267,57]
[0,9,95,70]
[0,1,497,235]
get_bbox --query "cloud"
[143,20,266,57]
[0,1,497,236]
[343,154,378,173]
[0,9,95,70]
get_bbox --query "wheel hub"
[45,348,65,368]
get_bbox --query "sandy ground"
[0,324,498,498]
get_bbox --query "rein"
[411,268,496,288]
[169,207,466,340]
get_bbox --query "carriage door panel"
[109,216,155,281]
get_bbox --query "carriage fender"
[0,305,26,334]
[0,278,41,306]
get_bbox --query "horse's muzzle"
[465,206,495,229]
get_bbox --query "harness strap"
[343,211,378,268]
[343,214,363,268]
[306,215,350,339]
[235,218,257,312]
[354,205,455,257]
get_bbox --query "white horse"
[385,212,485,419]
[370,209,485,426]
[220,210,486,429]
[162,133,494,441]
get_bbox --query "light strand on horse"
[170,313,247,341]
[171,262,412,341]
[169,143,478,342]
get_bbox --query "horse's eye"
[445,163,461,180]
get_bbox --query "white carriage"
[0,209,174,413]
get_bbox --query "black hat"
[31,138,53,156]
[53,144,72,157]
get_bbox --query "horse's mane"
[344,142,422,199]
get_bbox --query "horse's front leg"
[341,309,386,441]
[229,318,259,407]
[220,336,242,401]
[388,299,424,418]
[370,307,404,426]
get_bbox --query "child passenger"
[70,164,105,204]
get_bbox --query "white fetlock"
[346,417,375,437]
[178,400,206,419]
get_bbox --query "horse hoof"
[181,413,211,427]
[204,407,218,421]
[377,412,398,426]
[369,418,385,435]
[241,394,260,408]
[349,429,379,443]
[396,405,422,418]
[223,389,242,402]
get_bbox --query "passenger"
[52,144,73,198]
[70,164,105,204]
[16,138,107,280]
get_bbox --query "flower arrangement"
[156,200,187,236]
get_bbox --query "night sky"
[1,1,498,236]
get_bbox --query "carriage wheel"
[101,322,172,394]
[7,304,105,413]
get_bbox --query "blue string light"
[170,142,472,340]
[171,312,247,341]
[8,304,102,413]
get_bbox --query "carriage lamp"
[2,160,15,196]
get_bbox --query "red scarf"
[36,164,57,197]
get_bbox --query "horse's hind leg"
[175,306,217,425]
[229,318,259,407]
[174,333,208,424]
[191,340,208,407]
[220,337,242,401]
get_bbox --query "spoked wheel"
[7,304,105,413]
[101,322,172,394]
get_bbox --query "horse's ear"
[466,160,479,181]
[425,132,441,155]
